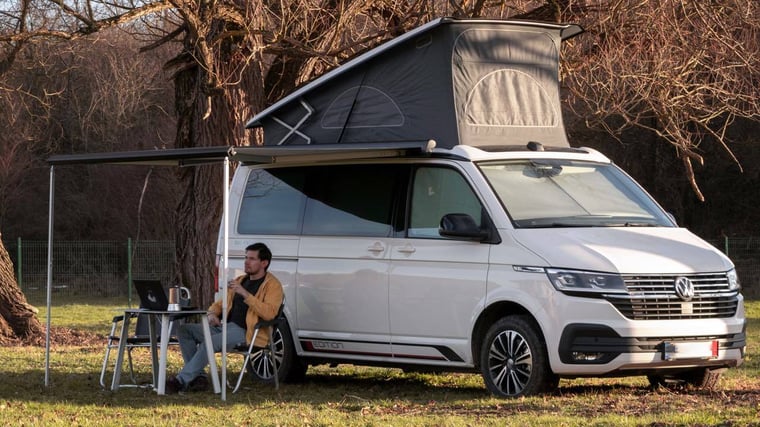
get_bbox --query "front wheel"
[480,315,558,398]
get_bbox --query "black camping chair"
[100,310,179,389]
[229,301,286,393]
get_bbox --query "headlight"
[546,269,627,295]
[727,269,741,291]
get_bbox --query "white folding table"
[110,308,220,395]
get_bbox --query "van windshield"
[479,160,673,228]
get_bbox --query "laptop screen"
[133,280,168,311]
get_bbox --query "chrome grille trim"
[606,273,739,320]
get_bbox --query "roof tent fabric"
[247,18,582,149]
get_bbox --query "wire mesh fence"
[708,237,760,299]
[4,237,759,299]
[5,239,174,300]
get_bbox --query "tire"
[246,321,308,384]
[480,315,558,398]
[648,368,723,390]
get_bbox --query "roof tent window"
[465,69,556,127]
[321,85,404,129]
[452,27,568,146]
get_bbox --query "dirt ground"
[4,326,103,347]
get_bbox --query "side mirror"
[439,213,489,241]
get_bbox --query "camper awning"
[46,141,438,167]
[46,146,234,166]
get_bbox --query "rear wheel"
[647,368,723,390]
[247,322,307,384]
[480,316,558,397]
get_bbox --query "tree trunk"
[0,235,43,344]
[171,31,265,309]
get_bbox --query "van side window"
[238,168,307,234]
[409,166,483,238]
[302,165,399,237]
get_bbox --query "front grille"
[605,273,739,320]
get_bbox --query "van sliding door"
[296,164,406,361]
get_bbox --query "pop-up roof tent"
[42,17,583,400]
[247,17,583,149]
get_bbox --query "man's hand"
[207,312,221,327]
[229,281,250,298]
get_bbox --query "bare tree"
[4,0,756,341]
[0,92,41,230]
[0,82,45,343]
[0,0,461,318]
[559,0,760,201]
[0,13,177,341]
[0,236,43,345]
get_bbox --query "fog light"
[572,352,605,361]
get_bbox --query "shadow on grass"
[4,368,489,407]
[7,366,760,417]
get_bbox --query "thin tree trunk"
[0,236,43,344]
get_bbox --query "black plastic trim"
[558,323,747,365]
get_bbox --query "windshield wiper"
[537,222,658,228]
[516,217,661,229]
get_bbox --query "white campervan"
[216,18,745,397]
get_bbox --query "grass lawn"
[0,297,757,426]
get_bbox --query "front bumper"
[556,322,746,373]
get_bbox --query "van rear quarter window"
[238,165,402,236]
[238,168,307,234]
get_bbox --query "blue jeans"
[176,321,247,386]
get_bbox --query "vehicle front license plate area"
[662,340,719,361]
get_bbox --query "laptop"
[134,279,169,311]
[134,280,198,311]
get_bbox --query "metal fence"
[707,237,760,299]
[4,237,759,299]
[5,239,175,300]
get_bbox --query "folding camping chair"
[99,310,179,388]
[228,301,286,393]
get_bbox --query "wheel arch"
[471,300,544,369]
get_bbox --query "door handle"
[367,242,385,253]
[397,245,416,254]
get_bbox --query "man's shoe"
[187,375,209,392]
[164,376,184,394]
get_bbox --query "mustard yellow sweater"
[207,272,284,347]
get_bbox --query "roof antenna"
[527,141,544,152]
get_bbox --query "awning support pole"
[44,165,55,386]
[220,156,230,401]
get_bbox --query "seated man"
[166,242,283,393]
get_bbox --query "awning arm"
[230,140,437,164]
[47,146,233,166]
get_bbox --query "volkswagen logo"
[674,276,695,301]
